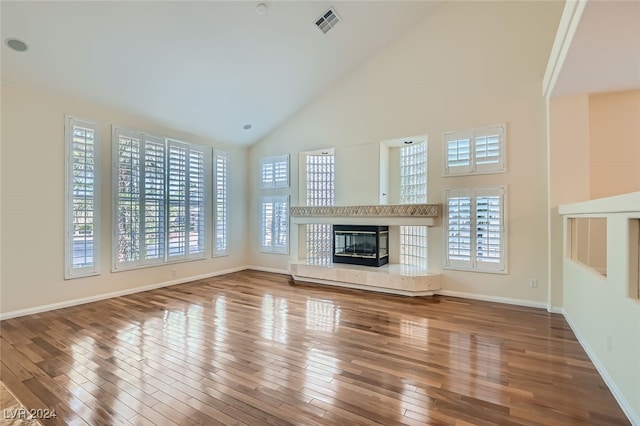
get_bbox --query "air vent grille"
[315,8,340,34]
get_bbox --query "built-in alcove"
[567,217,607,277]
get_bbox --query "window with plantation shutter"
[65,116,100,279]
[113,127,209,270]
[443,125,506,176]
[260,154,289,188]
[260,195,289,254]
[444,187,507,273]
[213,149,229,256]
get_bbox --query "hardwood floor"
[0,270,629,425]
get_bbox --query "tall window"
[400,142,427,204]
[65,116,100,278]
[400,142,427,269]
[213,150,229,256]
[260,195,289,254]
[443,124,506,176]
[113,127,208,270]
[305,151,335,265]
[444,187,507,273]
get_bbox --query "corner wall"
[249,1,563,304]
[0,83,249,316]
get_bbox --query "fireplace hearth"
[333,225,389,267]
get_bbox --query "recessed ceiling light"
[243,124,252,130]
[256,3,267,16]
[5,38,28,52]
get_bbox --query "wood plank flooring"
[0,270,630,425]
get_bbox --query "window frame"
[444,187,508,274]
[260,154,290,189]
[213,149,229,257]
[112,126,210,272]
[260,195,290,254]
[443,124,506,176]
[65,115,100,279]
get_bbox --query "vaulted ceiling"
[1,1,441,146]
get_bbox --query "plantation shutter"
[115,128,142,267]
[213,150,229,256]
[475,188,505,271]
[260,154,289,188]
[445,191,472,269]
[65,116,100,278]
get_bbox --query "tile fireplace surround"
[289,204,441,296]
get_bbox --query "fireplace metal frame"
[333,225,389,267]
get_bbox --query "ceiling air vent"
[315,8,340,34]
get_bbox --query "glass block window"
[400,142,427,204]
[305,151,335,265]
[400,226,428,270]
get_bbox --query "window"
[400,226,428,269]
[260,154,289,188]
[65,116,100,278]
[260,195,289,254]
[400,142,428,269]
[305,151,335,265]
[213,150,229,256]
[400,142,427,204]
[443,124,506,176]
[444,187,507,273]
[113,127,208,270]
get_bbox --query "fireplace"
[333,225,389,267]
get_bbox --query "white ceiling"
[552,0,640,98]
[1,1,441,146]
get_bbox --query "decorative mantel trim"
[290,204,439,218]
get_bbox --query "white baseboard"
[436,289,548,310]
[563,312,639,425]
[548,306,564,314]
[0,266,247,321]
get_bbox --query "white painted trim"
[563,311,639,425]
[548,306,564,314]
[0,266,246,321]
[291,275,436,297]
[436,289,548,310]
[542,0,588,97]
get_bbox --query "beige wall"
[249,1,563,304]
[589,89,640,199]
[560,194,640,422]
[0,83,248,315]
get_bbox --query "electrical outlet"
[529,279,538,288]
[171,269,177,277]
[606,335,613,352]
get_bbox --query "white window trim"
[65,115,100,279]
[260,154,290,189]
[443,186,508,274]
[213,149,229,257]
[260,195,290,254]
[112,126,210,272]
[443,124,506,176]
